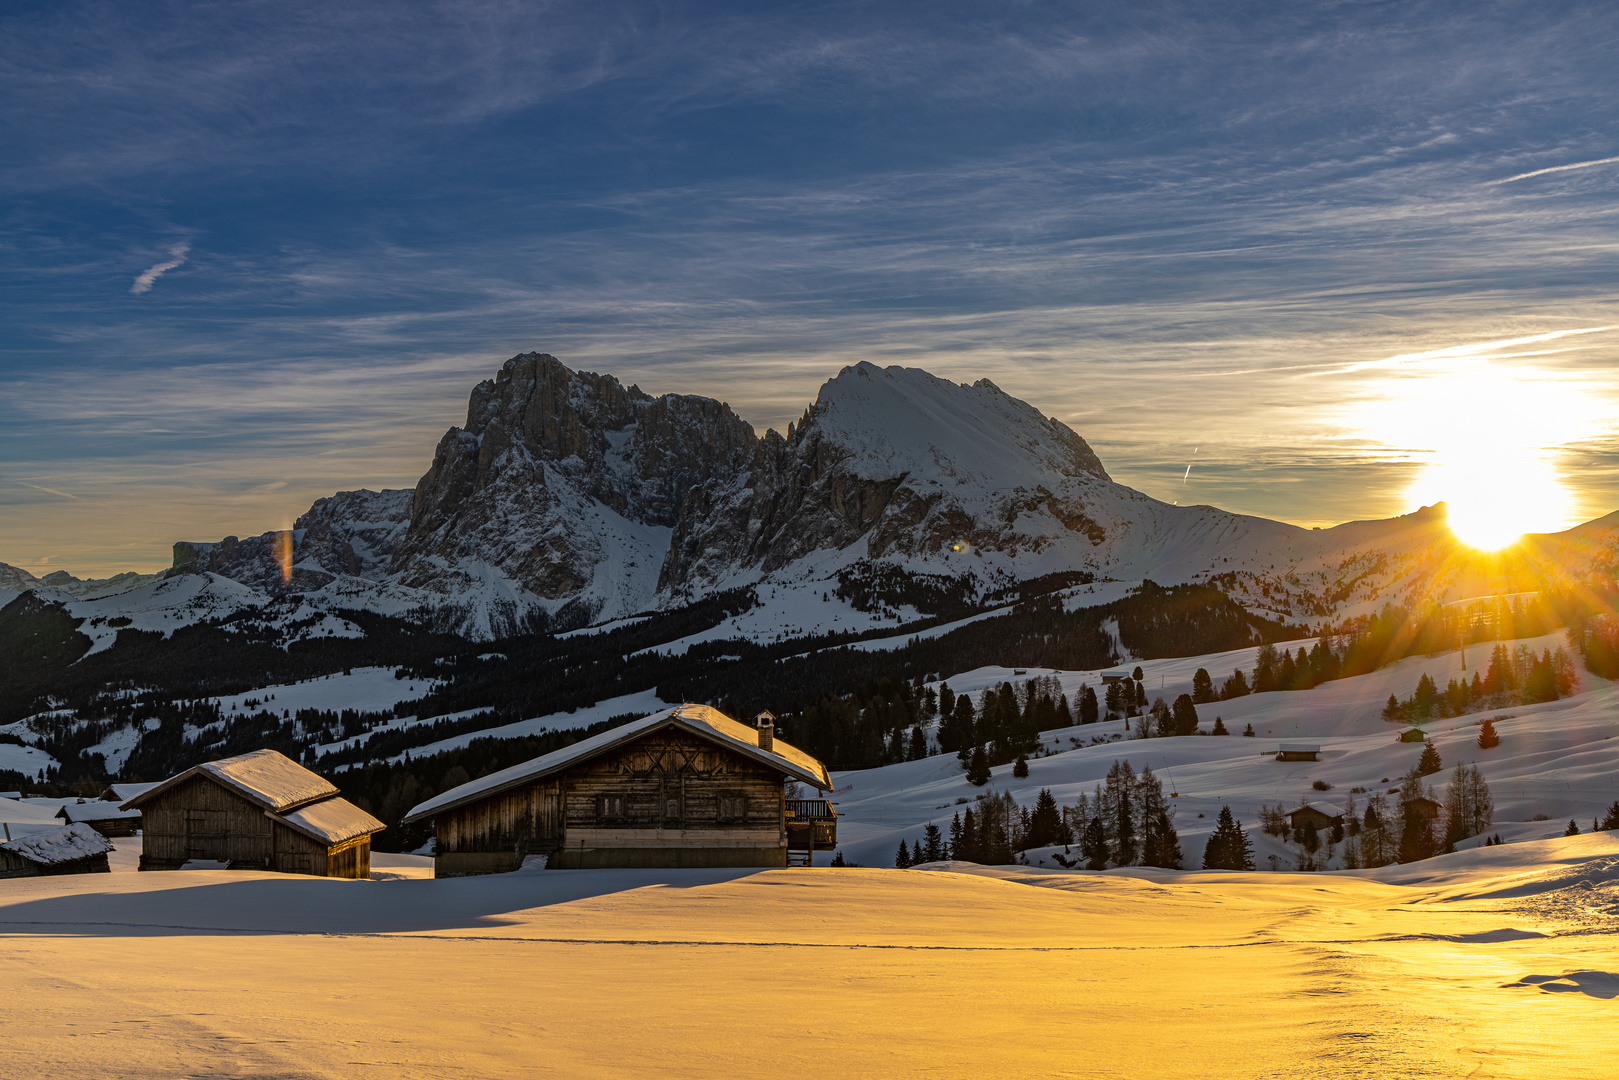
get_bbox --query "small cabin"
[1100,672,1131,685]
[122,749,383,878]
[1286,803,1344,832]
[1275,744,1321,762]
[0,823,114,878]
[56,799,141,838]
[404,705,835,877]
[1404,796,1444,821]
[1397,728,1427,743]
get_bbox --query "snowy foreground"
[2,836,1617,1079]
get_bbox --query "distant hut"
[122,749,383,878]
[403,705,835,877]
[1275,743,1321,762]
[1397,728,1427,743]
[0,823,114,878]
[1286,803,1345,832]
[56,799,141,838]
[1403,796,1444,822]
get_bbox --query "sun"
[1414,455,1567,551]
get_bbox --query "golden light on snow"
[1334,328,1612,551]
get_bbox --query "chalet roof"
[403,704,834,824]
[1277,743,1322,753]
[0,822,114,866]
[0,796,64,826]
[1288,802,1344,819]
[268,798,385,846]
[122,749,339,813]
[56,801,142,823]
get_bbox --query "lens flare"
[273,530,294,585]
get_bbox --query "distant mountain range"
[6,352,1619,643]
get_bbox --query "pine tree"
[1081,816,1109,870]
[1222,669,1250,698]
[1143,809,1183,869]
[1079,685,1099,725]
[1012,753,1029,779]
[1477,718,1500,749]
[966,745,992,786]
[894,840,913,868]
[1565,819,1580,836]
[960,807,979,863]
[911,840,924,865]
[907,726,927,761]
[922,822,945,863]
[1202,805,1254,870]
[1416,742,1442,777]
[1028,788,1065,848]
[1192,668,1216,703]
[1601,801,1619,831]
[1211,715,1228,735]
[1242,722,1255,737]
[1171,694,1199,736]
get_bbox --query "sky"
[4,0,1619,577]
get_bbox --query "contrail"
[1488,155,1619,185]
[1183,447,1197,484]
[131,243,190,295]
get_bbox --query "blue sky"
[4,1,1619,575]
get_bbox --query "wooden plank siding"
[138,774,371,877]
[434,728,790,876]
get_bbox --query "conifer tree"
[1079,685,1099,725]
[1565,819,1580,836]
[966,744,991,786]
[1012,753,1029,778]
[1028,789,1065,848]
[939,683,955,721]
[948,811,963,858]
[1081,816,1109,870]
[895,840,913,868]
[911,840,924,865]
[908,726,927,761]
[1202,805,1254,870]
[960,807,979,863]
[1192,667,1216,704]
[1211,716,1228,735]
[1143,809,1183,869]
[1171,693,1199,736]
[1416,742,1443,777]
[1242,722,1255,737]
[1222,669,1250,698]
[922,822,945,863]
[1602,801,1619,831]
[1477,719,1500,749]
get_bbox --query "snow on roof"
[268,797,385,846]
[1290,801,1344,818]
[0,822,114,865]
[124,749,338,812]
[1277,743,1321,752]
[0,796,67,825]
[103,782,158,802]
[56,802,142,822]
[404,704,833,823]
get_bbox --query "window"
[718,795,748,823]
[597,795,626,822]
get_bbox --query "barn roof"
[1288,801,1344,819]
[56,801,142,823]
[402,704,833,824]
[268,797,385,846]
[121,749,339,813]
[0,822,114,865]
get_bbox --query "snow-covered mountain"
[7,353,1618,641]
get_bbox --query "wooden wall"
[138,775,370,878]
[435,727,790,876]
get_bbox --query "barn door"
[185,810,225,858]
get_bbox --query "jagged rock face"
[170,488,413,593]
[295,488,414,580]
[390,353,757,627]
[659,363,1122,597]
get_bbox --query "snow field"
[0,835,1614,1078]
[834,632,1619,869]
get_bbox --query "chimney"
[755,711,775,753]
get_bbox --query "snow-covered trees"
[1201,805,1254,870]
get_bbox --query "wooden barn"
[1286,803,1345,832]
[55,799,141,838]
[403,705,835,877]
[0,823,114,878]
[1275,743,1321,762]
[1397,728,1428,743]
[122,749,383,878]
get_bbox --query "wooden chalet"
[403,705,836,877]
[122,749,383,878]
[1274,743,1321,762]
[1397,728,1428,743]
[1286,803,1345,831]
[1404,796,1444,821]
[56,799,141,838]
[0,823,114,879]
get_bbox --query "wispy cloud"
[129,243,190,295]
[1488,155,1619,185]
